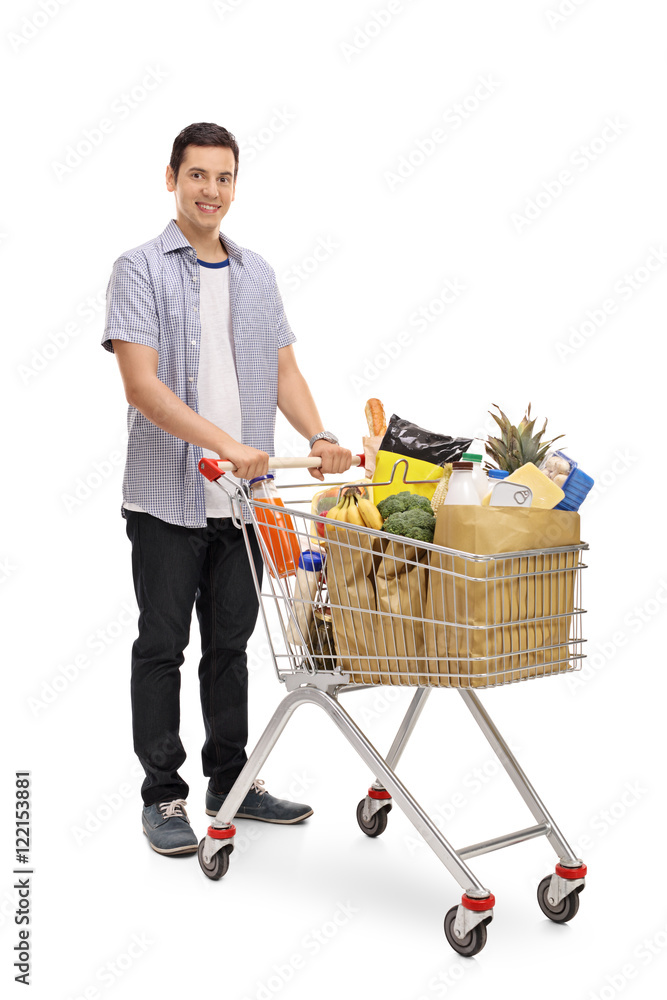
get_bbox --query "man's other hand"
[307,441,354,481]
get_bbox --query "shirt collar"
[160,218,244,264]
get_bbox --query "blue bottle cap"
[298,550,324,572]
[488,469,509,480]
[249,473,276,485]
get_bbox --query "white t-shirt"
[197,257,243,517]
[123,256,243,519]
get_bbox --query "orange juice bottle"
[250,475,301,579]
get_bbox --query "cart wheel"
[537,875,582,923]
[443,906,489,957]
[356,799,390,838]
[198,839,231,880]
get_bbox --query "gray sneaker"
[205,779,313,824]
[142,799,198,855]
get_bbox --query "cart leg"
[200,686,307,865]
[202,685,492,901]
[358,686,431,827]
[458,689,583,867]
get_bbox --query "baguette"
[365,398,387,437]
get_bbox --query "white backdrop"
[2,1,665,998]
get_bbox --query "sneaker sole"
[204,806,314,824]
[142,826,198,855]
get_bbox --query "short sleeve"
[272,273,297,349]
[101,254,160,354]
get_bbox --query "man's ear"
[165,164,175,192]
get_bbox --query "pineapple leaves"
[485,403,565,473]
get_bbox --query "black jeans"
[124,510,263,807]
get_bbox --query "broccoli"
[403,526,434,542]
[377,490,434,518]
[382,507,436,543]
[403,494,434,512]
[376,492,409,518]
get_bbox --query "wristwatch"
[308,430,339,450]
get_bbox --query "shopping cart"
[196,456,588,957]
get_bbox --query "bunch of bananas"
[326,487,384,530]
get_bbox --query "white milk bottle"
[443,461,481,506]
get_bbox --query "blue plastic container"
[545,451,594,511]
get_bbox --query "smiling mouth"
[196,203,220,213]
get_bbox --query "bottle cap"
[488,469,509,480]
[461,453,483,463]
[452,461,473,471]
[298,550,324,572]
[249,473,276,485]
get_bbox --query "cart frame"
[197,460,588,956]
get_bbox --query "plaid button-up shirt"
[102,219,296,527]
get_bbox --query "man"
[102,122,352,856]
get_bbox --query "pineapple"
[484,403,564,473]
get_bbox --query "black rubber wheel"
[443,906,489,957]
[356,799,391,837]
[537,875,582,922]
[198,839,231,880]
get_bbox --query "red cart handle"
[199,454,365,482]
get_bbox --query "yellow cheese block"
[505,463,565,509]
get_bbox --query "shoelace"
[158,798,189,819]
[250,779,267,796]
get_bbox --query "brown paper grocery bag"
[375,539,430,684]
[425,506,580,688]
[324,524,387,683]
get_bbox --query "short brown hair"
[169,122,239,183]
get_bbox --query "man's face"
[166,144,236,235]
